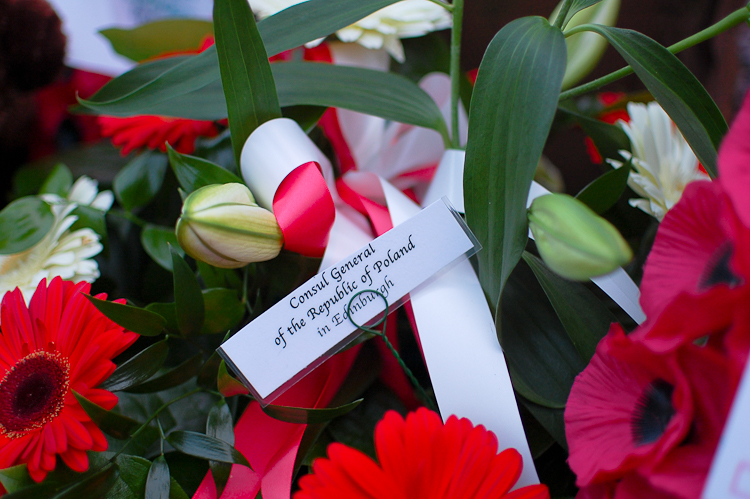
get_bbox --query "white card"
[218,199,478,403]
[703,359,750,498]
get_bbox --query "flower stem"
[450,0,464,149]
[559,6,750,102]
[552,0,573,30]
[109,387,203,461]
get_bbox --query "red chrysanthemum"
[295,408,549,499]
[98,115,220,156]
[0,277,138,482]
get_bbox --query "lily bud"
[528,193,632,280]
[176,183,283,269]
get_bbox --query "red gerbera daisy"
[98,114,220,156]
[0,277,138,482]
[295,408,549,499]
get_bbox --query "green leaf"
[171,248,205,336]
[207,400,234,498]
[196,261,242,290]
[263,398,363,424]
[113,151,169,211]
[125,354,204,393]
[197,351,223,390]
[580,25,727,177]
[201,288,245,335]
[282,105,327,134]
[575,162,631,214]
[523,252,616,361]
[0,466,34,494]
[142,224,183,272]
[167,145,242,194]
[464,17,567,310]
[52,464,119,499]
[74,0,407,122]
[500,258,586,408]
[85,294,166,336]
[101,340,169,391]
[217,360,249,397]
[166,431,251,467]
[145,456,171,499]
[39,164,73,196]
[101,20,214,62]
[0,196,55,255]
[520,398,568,450]
[70,205,107,240]
[214,0,282,166]
[272,62,449,141]
[259,0,401,57]
[74,391,141,439]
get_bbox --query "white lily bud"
[176,183,283,269]
[529,193,632,280]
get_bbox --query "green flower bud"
[176,183,283,269]
[528,193,632,280]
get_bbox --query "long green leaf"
[166,431,250,467]
[581,25,726,177]
[263,399,363,424]
[214,0,281,165]
[52,464,119,499]
[560,0,603,28]
[113,151,168,211]
[125,354,204,393]
[167,145,242,194]
[74,392,141,439]
[76,0,402,119]
[523,252,616,361]
[273,62,449,141]
[101,340,169,392]
[558,105,630,162]
[171,249,205,336]
[39,164,73,196]
[85,295,166,337]
[207,400,234,498]
[464,16,567,310]
[0,197,54,255]
[145,456,171,499]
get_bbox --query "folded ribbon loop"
[242,118,336,258]
[273,162,335,257]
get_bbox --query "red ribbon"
[272,161,335,258]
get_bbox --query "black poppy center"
[699,243,743,289]
[0,351,69,438]
[631,378,675,446]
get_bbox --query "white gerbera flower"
[0,176,112,304]
[248,0,452,62]
[608,102,709,221]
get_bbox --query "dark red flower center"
[0,351,70,438]
[699,243,743,289]
[631,378,675,446]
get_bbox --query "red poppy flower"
[98,115,220,156]
[295,408,549,499]
[566,320,737,499]
[0,277,138,482]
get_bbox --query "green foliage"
[262,399,364,425]
[0,196,54,255]
[101,340,170,392]
[74,392,142,439]
[166,431,251,468]
[113,151,169,211]
[141,225,184,272]
[575,162,631,214]
[464,16,567,310]
[145,456,171,499]
[171,249,206,336]
[39,164,73,196]
[167,145,242,194]
[125,354,204,394]
[85,295,166,337]
[206,400,234,497]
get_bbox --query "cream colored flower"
[248,0,451,62]
[0,176,112,304]
[608,102,709,221]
